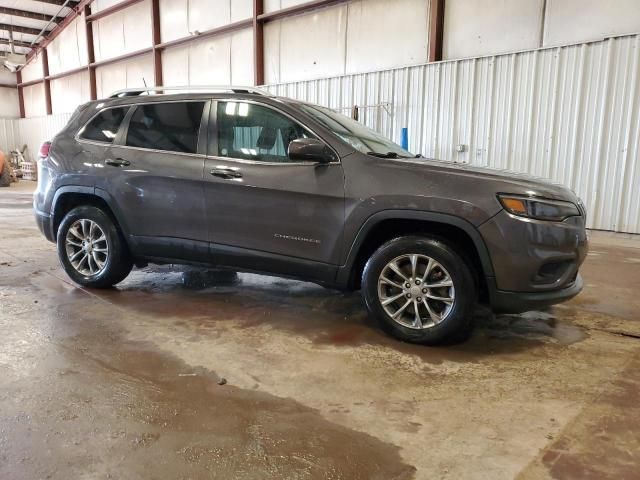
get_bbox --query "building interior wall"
[0,87,19,119]
[443,0,640,59]
[1,0,640,233]
[0,68,17,119]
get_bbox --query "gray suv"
[34,86,588,344]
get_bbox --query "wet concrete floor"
[1,181,639,479]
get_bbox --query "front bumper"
[488,274,583,313]
[479,209,588,312]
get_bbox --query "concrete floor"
[1,180,639,480]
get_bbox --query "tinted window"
[80,107,128,143]
[126,102,205,154]
[217,101,312,162]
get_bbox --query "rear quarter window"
[79,107,129,144]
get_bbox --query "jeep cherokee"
[34,86,588,344]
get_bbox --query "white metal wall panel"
[23,83,46,118]
[93,0,152,62]
[0,87,20,119]
[345,0,430,74]
[159,0,189,42]
[159,0,253,43]
[92,0,123,13]
[265,4,348,84]
[20,52,44,83]
[51,70,91,114]
[161,28,254,87]
[47,14,89,76]
[18,113,72,162]
[0,113,71,163]
[95,55,154,98]
[266,34,640,234]
[265,0,430,83]
[443,0,544,60]
[265,0,308,13]
[0,69,16,85]
[544,0,640,47]
[0,118,19,153]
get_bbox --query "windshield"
[299,104,415,158]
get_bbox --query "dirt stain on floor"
[0,300,415,480]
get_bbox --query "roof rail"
[108,85,272,98]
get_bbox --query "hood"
[389,157,578,203]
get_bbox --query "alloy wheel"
[65,219,109,277]
[377,254,455,329]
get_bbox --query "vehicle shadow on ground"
[90,266,589,362]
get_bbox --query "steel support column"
[83,5,97,100]
[428,0,445,62]
[253,0,264,86]
[16,71,25,118]
[151,0,162,86]
[42,49,52,115]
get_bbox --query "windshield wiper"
[367,151,414,159]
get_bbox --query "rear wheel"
[57,206,132,288]
[362,236,476,344]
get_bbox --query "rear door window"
[125,102,206,154]
[79,107,128,144]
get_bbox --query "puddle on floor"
[48,265,593,365]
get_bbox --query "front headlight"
[497,194,580,221]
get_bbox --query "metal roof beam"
[0,38,35,49]
[0,7,63,23]
[0,23,44,36]
[30,0,78,6]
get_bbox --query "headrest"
[257,127,277,150]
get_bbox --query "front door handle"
[105,158,131,167]
[210,167,242,180]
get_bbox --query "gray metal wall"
[266,33,640,234]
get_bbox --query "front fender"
[335,209,495,288]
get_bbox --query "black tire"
[0,164,10,187]
[57,205,133,288]
[362,236,477,345]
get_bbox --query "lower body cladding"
[479,210,588,313]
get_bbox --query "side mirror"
[288,138,333,163]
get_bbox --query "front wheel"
[362,236,477,344]
[57,206,133,288]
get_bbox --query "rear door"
[203,99,345,271]
[86,100,210,260]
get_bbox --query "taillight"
[39,141,51,159]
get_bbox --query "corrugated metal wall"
[0,119,19,155]
[3,34,638,233]
[4,114,72,163]
[266,34,640,234]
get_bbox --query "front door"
[203,100,345,275]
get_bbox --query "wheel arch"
[51,186,129,241]
[338,210,495,297]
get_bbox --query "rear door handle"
[210,167,242,180]
[105,158,131,167]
